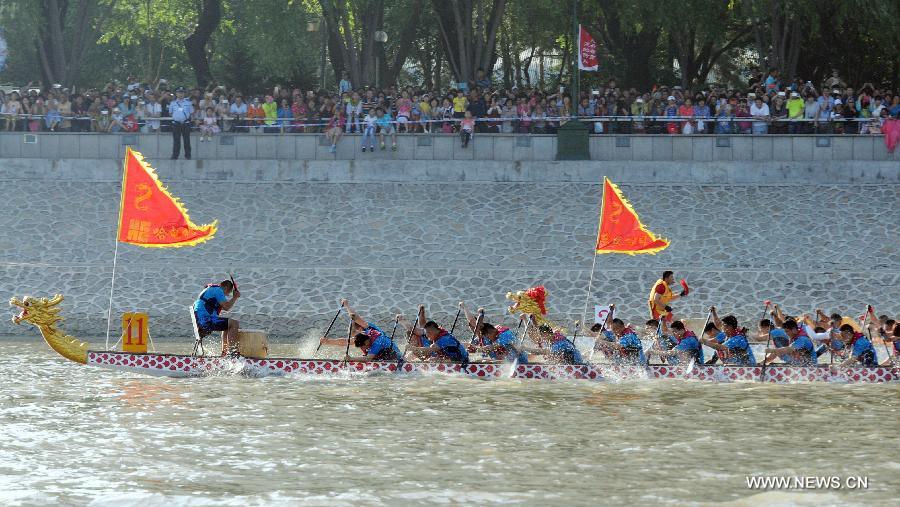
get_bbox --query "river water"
[1,337,898,506]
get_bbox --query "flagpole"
[104,241,120,350]
[572,0,579,112]
[106,147,131,350]
[580,249,599,327]
[582,176,606,328]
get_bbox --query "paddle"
[313,305,344,355]
[587,305,614,363]
[647,318,664,366]
[342,320,353,363]
[468,309,485,347]
[757,300,774,382]
[868,305,893,366]
[448,307,462,336]
[685,309,713,375]
[507,315,531,378]
[387,314,401,347]
[398,313,421,370]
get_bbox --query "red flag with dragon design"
[117,148,217,247]
[595,177,668,254]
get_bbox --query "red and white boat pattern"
[85,351,899,383]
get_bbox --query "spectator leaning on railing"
[0,72,896,139]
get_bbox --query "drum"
[237,329,269,359]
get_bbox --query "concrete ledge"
[1,132,898,162]
[0,157,896,185]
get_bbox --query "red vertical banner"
[578,25,599,71]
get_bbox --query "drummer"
[193,279,240,355]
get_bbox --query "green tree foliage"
[0,0,895,91]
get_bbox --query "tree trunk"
[183,0,222,88]
[431,0,506,84]
[384,0,423,86]
[35,0,98,87]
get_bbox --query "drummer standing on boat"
[193,279,240,355]
[648,271,687,323]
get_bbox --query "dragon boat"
[10,294,899,383]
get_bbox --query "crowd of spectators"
[0,69,897,142]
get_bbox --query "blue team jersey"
[550,339,583,365]
[363,322,387,339]
[495,329,528,363]
[367,334,400,360]
[723,334,756,366]
[435,333,469,363]
[770,328,789,347]
[672,334,704,365]
[194,286,226,323]
[604,330,646,364]
[850,335,878,366]
[789,335,817,366]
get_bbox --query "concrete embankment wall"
[1,139,897,341]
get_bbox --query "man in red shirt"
[648,270,688,322]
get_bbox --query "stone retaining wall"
[1,157,896,341]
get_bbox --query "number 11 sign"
[121,312,149,353]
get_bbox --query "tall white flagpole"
[105,147,131,350]
[104,241,120,350]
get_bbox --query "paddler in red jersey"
[648,270,688,323]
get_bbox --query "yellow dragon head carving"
[10,294,88,364]
[505,286,557,328]
[10,294,65,328]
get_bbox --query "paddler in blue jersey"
[528,321,584,365]
[593,317,646,365]
[193,279,240,355]
[402,305,469,363]
[701,307,756,366]
[319,299,396,359]
[459,301,528,363]
[476,322,529,363]
[647,320,703,365]
[763,319,817,366]
[836,324,879,367]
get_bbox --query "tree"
[666,0,752,88]
[584,0,663,89]
[183,0,222,88]
[5,0,102,87]
[319,0,422,88]
[431,0,506,85]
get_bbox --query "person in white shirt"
[229,95,248,133]
[145,93,162,132]
[749,97,770,134]
[361,108,378,152]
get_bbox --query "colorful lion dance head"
[506,285,554,327]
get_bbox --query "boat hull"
[86,351,900,383]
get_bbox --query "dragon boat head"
[10,294,65,328]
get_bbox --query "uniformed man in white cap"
[169,86,193,160]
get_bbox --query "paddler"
[648,270,688,323]
[523,318,584,365]
[836,324,879,367]
[700,307,756,366]
[401,305,469,363]
[193,279,240,355]
[763,319,817,366]
[319,299,398,360]
[460,301,528,363]
[592,317,646,365]
[644,318,675,363]
[647,320,704,365]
